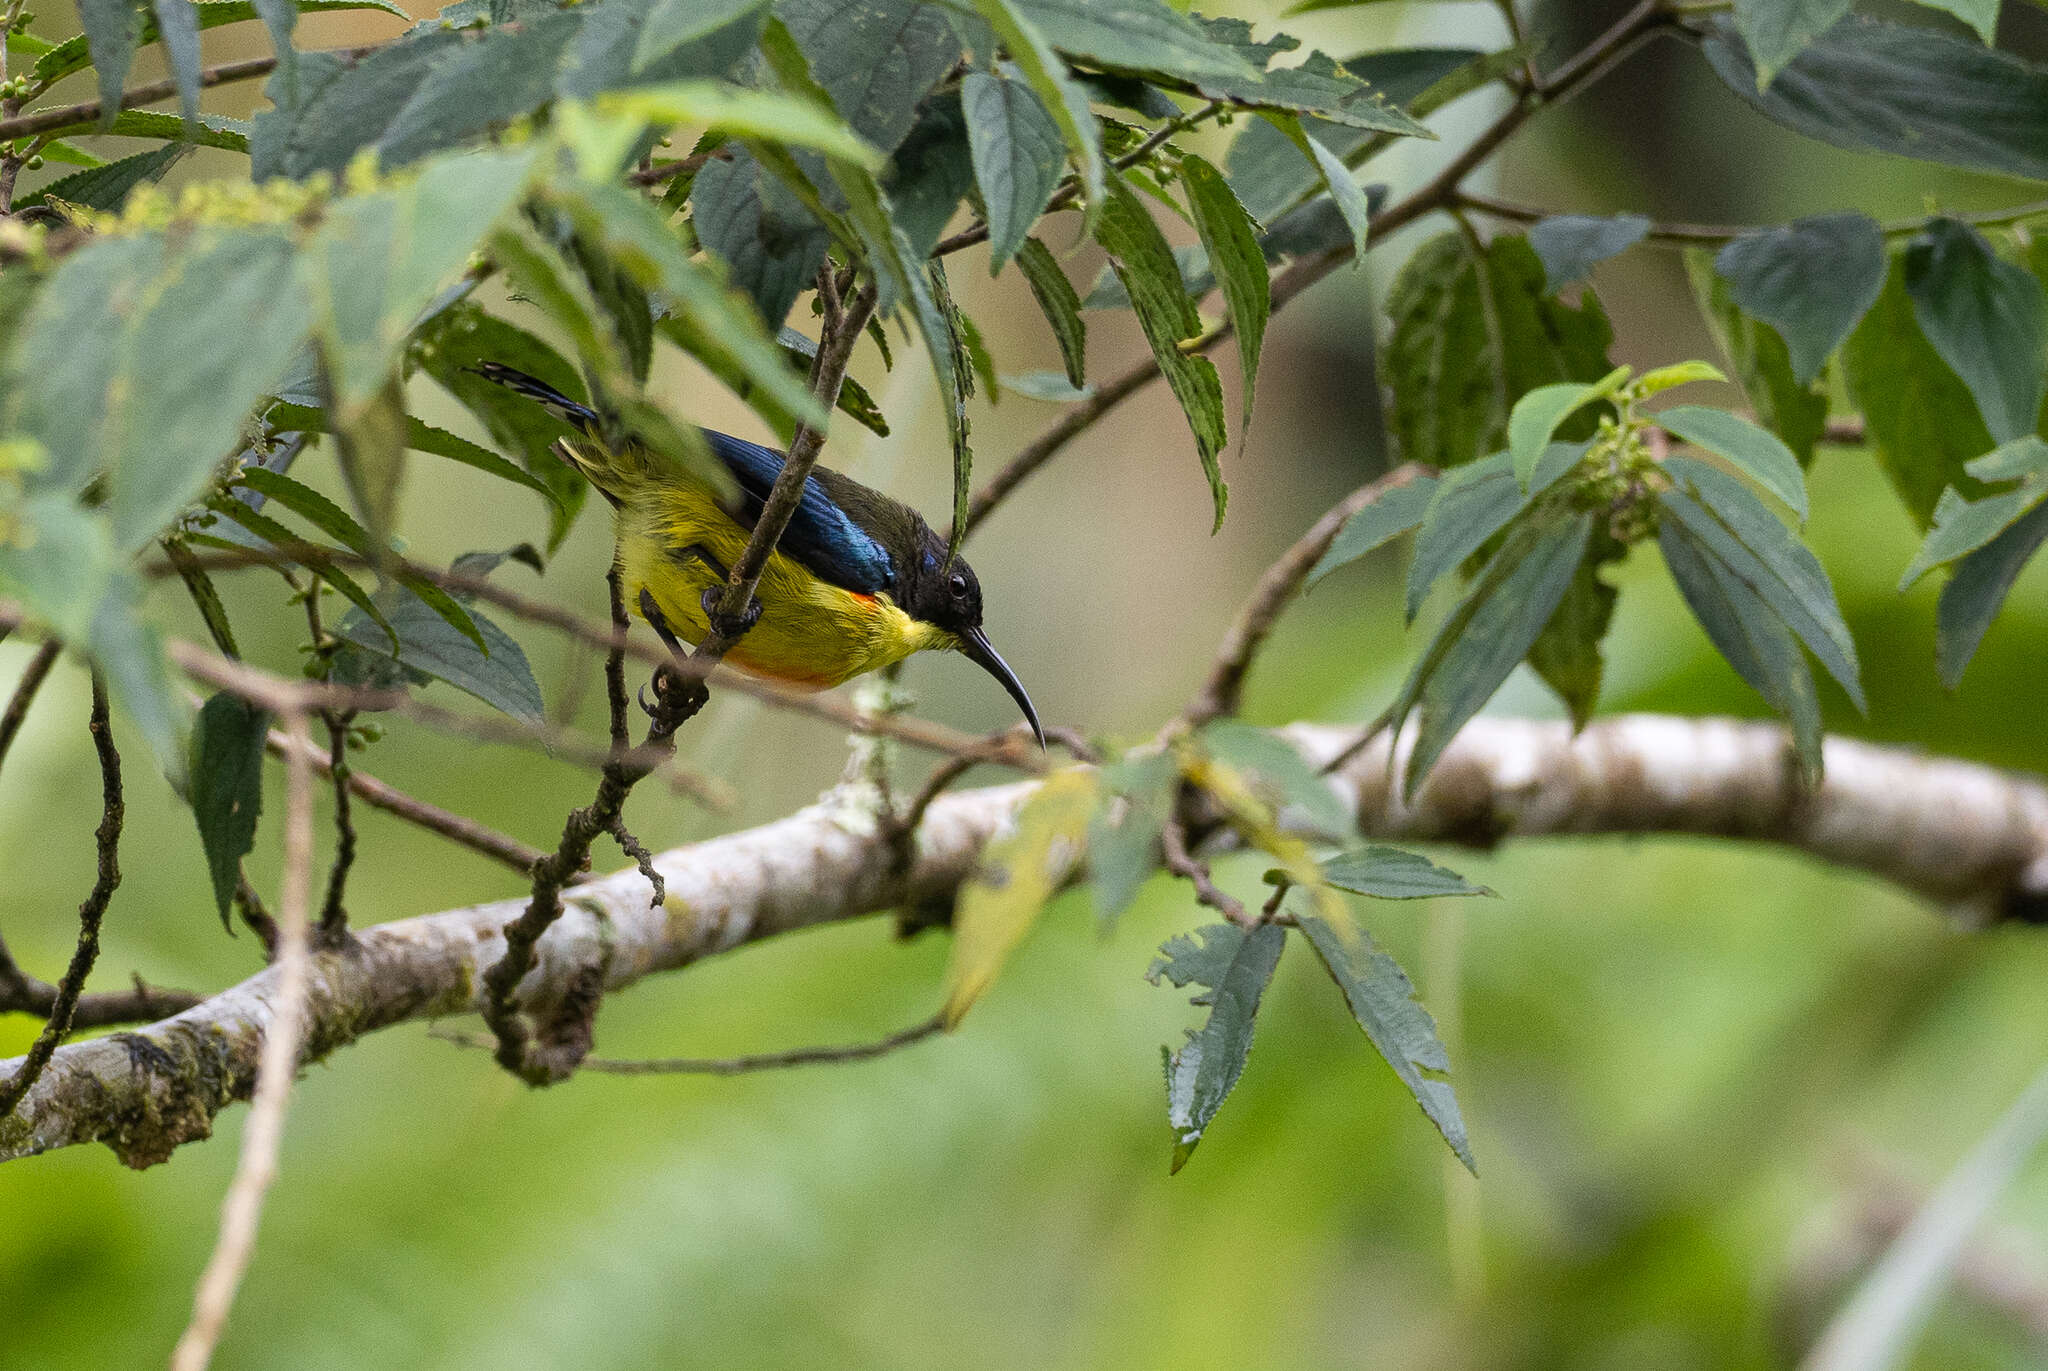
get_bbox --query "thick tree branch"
[9,714,2048,1167]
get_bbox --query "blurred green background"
[9,2,2048,1367]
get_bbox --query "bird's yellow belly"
[613,486,952,690]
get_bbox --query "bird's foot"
[700,586,763,640]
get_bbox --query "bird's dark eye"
[948,572,969,598]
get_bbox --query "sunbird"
[473,363,1044,746]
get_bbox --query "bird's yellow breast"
[614,483,955,690]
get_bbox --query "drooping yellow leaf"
[942,768,1100,1028]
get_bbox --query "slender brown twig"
[623,149,726,186]
[0,948,200,1026]
[1453,189,2048,246]
[172,708,315,1371]
[1159,816,1251,929]
[1183,465,1434,729]
[0,637,60,783]
[0,675,123,1117]
[316,711,356,941]
[432,1012,947,1075]
[0,54,281,143]
[257,722,545,875]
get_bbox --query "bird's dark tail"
[467,362,601,434]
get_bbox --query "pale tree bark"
[6,713,2047,1168]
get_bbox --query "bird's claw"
[701,586,763,640]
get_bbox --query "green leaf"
[1220,45,1483,224]
[1702,15,2048,183]
[324,369,410,560]
[1088,749,1176,924]
[1685,249,1828,467]
[1508,368,1626,488]
[1000,371,1091,402]
[1732,0,1852,85]
[1659,504,1825,777]
[593,81,884,167]
[1527,531,1620,729]
[1198,721,1350,839]
[1306,472,1440,588]
[75,0,142,129]
[558,0,767,98]
[1661,459,1863,711]
[962,67,1065,274]
[34,108,253,152]
[1910,0,2001,42]
[1405,445,1584,620]
[264,401,560,505]
[1296,911,1473,1172]
[1014,237,1087,388]
[776,0,961,155]
[1187,14,1430,137]
[964,0,1105,236]
[1899,481,2048,588]
[688,149,831,330]
[1010,0,1256,84]
[5,228,313,552]
[1967,434,2048,482]
[885,89,976,261]
[1527,214,1649,292]
[632,0,769,72]
[772,328,890,437]
[25,143,186,211]
[301,146,536,409]
[385,16,587,169]
[0,494,184,777]
[1714,213,1886,387]
[201,492,397,649]
[923,258,977,555]
[491,216,638,394]
[414,305,589,551]
[249,28,462,179]
[188,692,269,932]
[234,465,485,650]
[1384,231,1615,472]
[1264,112,1373,263]
[1634,361,1727,398]
[1938,499,2048,686]
[1180,154,1268,453]
[1905,218,2048,445]
[1095,178,1229,530]
[1841,253,1996,528]
[550,178,830,433]
[1394,510,1593,796]
[1321,846,1492,899]
[1148,921,1285,1173]
[942,768,1098,1027]
[149,0,204,126]
[1657,405,1810,519]
[334,581,544,722]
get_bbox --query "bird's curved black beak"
[958,627,1045,750]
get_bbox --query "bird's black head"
[901,528,985,636]
[900,528,1043,749]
